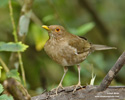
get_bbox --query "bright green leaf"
[0,94,13,100]
[0,42,28,52]
[77,22,95,36]
[31,24,49,51]
[6,69,21,82]
[43,15,54,22]
[0,0,8,7]
[0,84,4,94]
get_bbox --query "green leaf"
[0,94,13,100]
[77,22,95,36]
[0,42,28,52]
[0,0,8,7]
[0,84,4,94]
[43,15,54,22]
[31,24,49,51]
[6,69,21,82]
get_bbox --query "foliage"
[0,84,14,100]
[0,42,28,52]
[6,69,21,82]
[69,22,95,36]
[72,22,95,36]
[30,24,49,51]
[43,15,55,22]
[0,94,14,100]
[77,22,95,35]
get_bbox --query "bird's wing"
[68,35,91,54]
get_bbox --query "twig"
[96,51,125,92]
[8,0,26,86]
[18,52,26,86]
[79,0,109,37]
[9,0,18,42]
[0,56,9,72]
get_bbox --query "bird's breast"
[44,39,88,66]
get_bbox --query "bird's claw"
[55,84,64,95]
[51,84,64,95]
[73,83,82,93]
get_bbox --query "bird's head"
[42,25,66,39]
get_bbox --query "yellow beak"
[42,25,51,31]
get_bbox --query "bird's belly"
[56,53,87,66]
[44,43,88,66]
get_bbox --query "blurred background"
[0,0,125,96]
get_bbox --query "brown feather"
[90,44,116,52]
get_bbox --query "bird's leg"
[55,66,68,95]
[73,64,82,92]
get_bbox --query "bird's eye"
[55,28,60,32]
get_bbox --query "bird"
[42,25,116,95]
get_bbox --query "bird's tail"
[91,44,116,52]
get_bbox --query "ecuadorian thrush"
[42,25,116,94]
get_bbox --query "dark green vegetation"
[0,0,124,97]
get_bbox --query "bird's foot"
[73,83,82,93]
[55,84,64,95]
[51,84,64,95]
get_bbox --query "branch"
[96,51,125,92]
[4,78,31,100]
[9,0,18,42]
[79,0,109,37]
[31,86,125,100]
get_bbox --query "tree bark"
[31,86,125,100]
